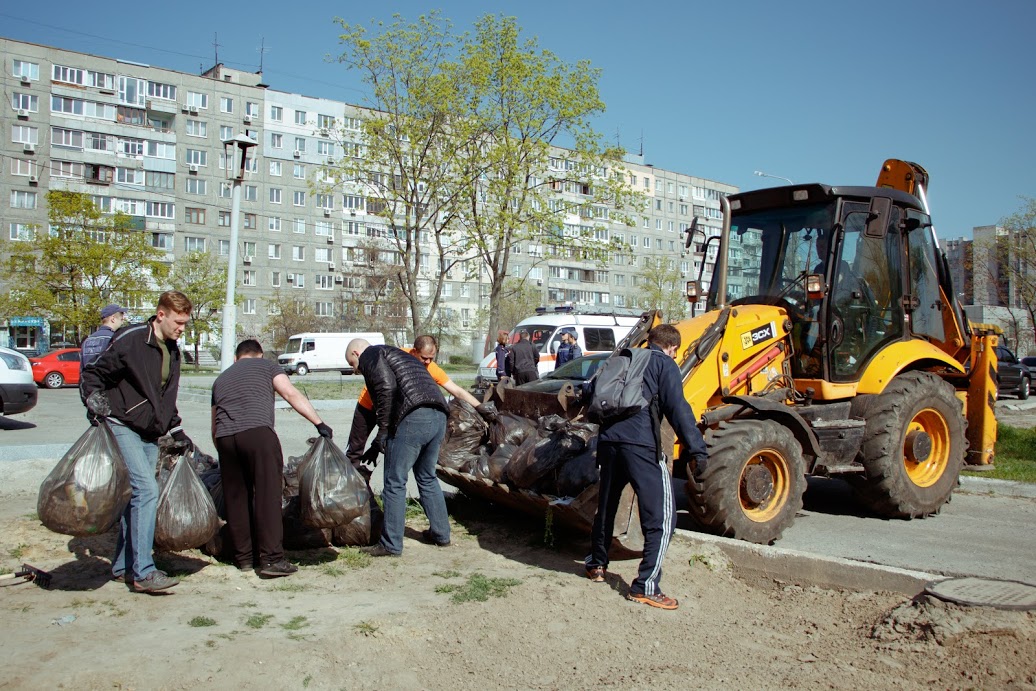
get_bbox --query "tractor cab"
[705,184,962,397]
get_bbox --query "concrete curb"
[675,529,944,596]
[959,474,1036,499]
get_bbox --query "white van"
[278,332,385,375]
[474,308,641,393]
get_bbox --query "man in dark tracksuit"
[585,323,709,610]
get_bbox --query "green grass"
[431,570,461,579]
[271,582,309,592]
[9,543,28,559]
[688,554,716,571]
[435,572,522,603]
[962,424,1036,482]
[404,498,425,519]
[189,616,217,627]
[353,620,379,637]
[336,548,373,569]
[245,613,275,629]
[281,616,309,631]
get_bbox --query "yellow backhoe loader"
[437,160,998,546]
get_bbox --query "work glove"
[371,435,387,456]
[474,401,499,423]
[360,446,380,467]
[171,429,194,453]
[85,390,111,416]
[689,455,709,481]
[315,422,333,439]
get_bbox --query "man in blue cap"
[81,304,126,371]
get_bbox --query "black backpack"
[586,348,654,424]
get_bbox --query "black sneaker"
[258,560,298,578]
[421,529,450,547]
[132,570,179,593]
[360,545,401,557]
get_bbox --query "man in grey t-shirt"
[211,339,332,578]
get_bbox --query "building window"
[186,91,207,109]
[316,194,333,210]
[185,178,207,195]
[269,161,282,176]
[115,167,143,185]
[244,213,256,229]
[269,216,281,232]
[10,191,37,209]
[316,275,334,290]
[315,301,333,317]
[9,223,33,241]
[146,141,176,159]
[293,191,306,207]
[293,273,305,288]
[317,141,333,157]
[317,114,335,129]
[12,93,38,112]
[218,239,230,256]
[294,137,306,153]
[268,243,281,259]
[220,96,233,113]
[51,127,82,149]
[146,201,175,219]
[185,149,207,166]
[270,188,282,204]
[218,211,231,227]
[292,246,305,261]
[10,159,36,177]
[185,236,206,252]
[118,77,146,107]
[243,298,256,315]
[219,125,233,141]
[185,208,205,224]
[270,133,282,149]
[13,60,40,81]
[243,270,256,287]
[295,109,306,125]
[293,163,305,180]
[294,218,306,234]
[244,186,258,201]
[246,102,259,117]
[148,81,176,101]
[10,125,38,145]
[315,247,332,263]
[271,271,281,287]
[270,105,283,121]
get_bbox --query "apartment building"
[1,37,736,354]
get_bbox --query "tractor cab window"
[904,210,945,345]
[828,204,905,379]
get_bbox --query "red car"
[29,348,82,389]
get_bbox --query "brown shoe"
[626,591,679,610]
[585,565,606,583]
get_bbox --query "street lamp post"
[753,170,794,185]
[220,134,257,371]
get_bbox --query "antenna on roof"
[212,32,221,66]
[639,130,644,157]
[258,36,267,73]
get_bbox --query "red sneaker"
[626,591,679,610]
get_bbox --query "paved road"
[4,387,1035,583]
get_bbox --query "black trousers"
[588,441,675,596]
[216,426,284,568]
[513,368,539,385]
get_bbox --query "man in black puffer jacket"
[346,339,450,556]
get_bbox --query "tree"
[0,191,167,343]
[474,277,541,335]
[636,257,688,323]
[449,15,645,354]
[167,251,228,370]
[337,238,411,344]
[262,292,324,351]
[997,197,1036,347]
[330,11,478,340]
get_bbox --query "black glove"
[85,390,111,416]
[690,455,709,480]
[371,435,386,455]
[315,422,333,439]
[171,429,194,453]
[474,402,499,423]
[360,446,380,467]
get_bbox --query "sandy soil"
[1,457,1034,690]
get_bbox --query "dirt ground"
[1,458,1034,690]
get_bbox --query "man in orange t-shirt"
[346,335,482,468]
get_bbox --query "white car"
[0,346,38,415]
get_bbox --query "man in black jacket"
[81,290,194,593]
[584,324,709,610]
[509,329,540,385]
[346,338,450,556]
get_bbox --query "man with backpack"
[584,323,709,610]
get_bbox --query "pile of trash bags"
[437,400,600,498]
[39,423,381,558]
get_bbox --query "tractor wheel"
[295,363,309,376]
[44,372,65,389]
[849,371,965,518]
[686,418,806,545]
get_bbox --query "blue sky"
[4,0,1033,238]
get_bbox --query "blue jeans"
[380,407,449,554]
[109,424,160,580]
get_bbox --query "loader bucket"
[436,380,648,554]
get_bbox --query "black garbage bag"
[465,448,491,480]
[489,413,538,450]
[37,422,131,537]
[154,449,221,551]
[298,437,371,529]
[556,438,600,497]
[331,482,384,547]
[438,399,488,469]
[487,443,517,482]
[198,466,228,559]
[506,432,566,489]
[283,495,332,549]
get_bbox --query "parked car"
[0,346,38,414]
[995,345,1031,400]
[513,352,609,395]
[1021,356,1036,369]
[29,348,82,389]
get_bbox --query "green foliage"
[336,548,373,569]
[0,191,168,342]
[167,251,229,370]
[189,616,218,627]
[353,620,379,637]
[245,613,274,629]
[636,257,689,322]
[996,197,1036,346]
[435,572,522,603]
[280,615,309,631]
[962,423,1036,482]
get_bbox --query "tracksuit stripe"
[644,458,673,596]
